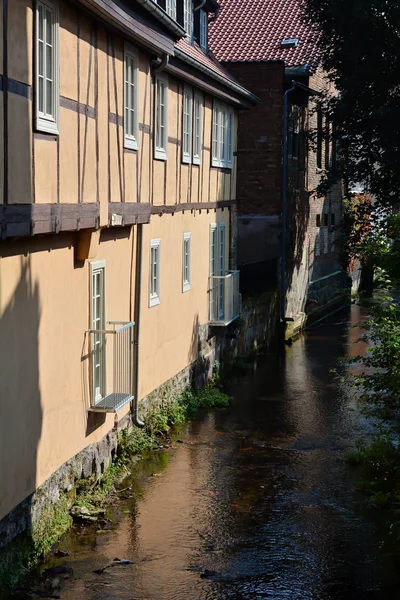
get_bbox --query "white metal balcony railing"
[209,270,240,326]
[89,321,135,413]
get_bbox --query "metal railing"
[88,321,135,412]
[209,270,240,326]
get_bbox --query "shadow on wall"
[0,257,42,549]
[187,312,211,389]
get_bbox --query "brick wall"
[225,61,285,217]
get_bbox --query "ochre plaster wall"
[139,209,230,398]
[7,1,237,211]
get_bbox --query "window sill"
[124,138,138,151]
[149,295,160,308]
[154,149,168,161]
[36,120,59,136]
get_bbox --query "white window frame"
[209,223,227,320]
[193,92,203,165]
[182,85,193,164]
[200,9,208,51]
[35,0,59,134]
[154,75,168,161]
[90,260,107,406]
[211,101,234,169]
[183,0,193,40]
[149,239,161,307]
[165,0,177,20]
[182,232,191,293]
[124,46,139,150]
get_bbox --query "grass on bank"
[345,437,400,510]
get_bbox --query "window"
[183,233,191,292]
[90,260,106,405]
[124,47,139,150]
[323,213,329,227]
[193,92,203,164]
[210,224,227,321]
[316,108,323,169]
[200,9,208,50]
[166,0,176,19]
[182,86,193,163]
[184,0,193,39]
[212,101,234,169]
[316,214,321,227]
[155,75,168,160]
[149,239,161,307]
[36,0,59,134]
[331,213,336,226]
[325,119,330,169]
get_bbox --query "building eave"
[174,47,260,106]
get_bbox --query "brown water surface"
[8,305,400,599]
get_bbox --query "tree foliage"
[302,0,400,204]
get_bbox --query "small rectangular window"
[90,260,106,405]
[325,119,330,169]
[193,92,203,165]
[184,0,193,39]
[124,47,139,150]
[166,0,177,19]
[323,213,329,227]
[182,86,193,163]
[200,9,208,50]
[331,213,336,226]
[212,101,234,169]
[155,76,168,160]
[316,214,321,227]
[183,232,191,292]
[149,239,161,307]
[36,0,59,134]
[316,109,323,169]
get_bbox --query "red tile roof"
[175,38,243,86]
[208,0,321,71]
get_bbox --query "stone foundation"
[0,306,280,554]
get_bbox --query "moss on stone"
[0,491,73,594]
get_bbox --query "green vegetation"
[0,491,73,594]
[346,438,400,511]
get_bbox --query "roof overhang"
[76,0,177,55]
[174,47,260,108]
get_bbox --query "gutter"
[132,223,145,428]
[281,82,296,323]
[136,0,186,38]
[174,47,260,105]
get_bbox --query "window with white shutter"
[155,75,168,160]
[211,101,234,169]
[124,47,139,150]
[182,86,193,163]
[36,0,59,134]
[193,92,203,165]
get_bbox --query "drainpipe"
[280,81,296,323]
[132,224,145,428]
[152,54,169,76]
[194,0,206,10]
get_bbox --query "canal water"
[10,305,400,599]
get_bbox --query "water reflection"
[11,305,400,600]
